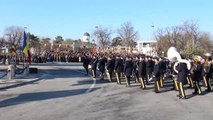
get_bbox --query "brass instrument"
[167,47,191,73]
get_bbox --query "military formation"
[1,47,213,100]
[82,52,213,99]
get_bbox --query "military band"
[84,51,213,99]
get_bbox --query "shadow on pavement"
[0,77,44,90]
[185,94,197,99]
[39,68,92,79]
[71,79,110,86]
[0,87,100,108]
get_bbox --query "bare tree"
[4,26,24,47]
[0,37,6,47]
[93,26,112,48]
[117,22,139,47]
[154,20,213,56]
[197,32,213,53]
[182,21,200,46]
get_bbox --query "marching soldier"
[124,56,134,87]
[192,56,203,95]
[152,57,160,93]
[187,58,194,88]
[170,62,179,91]
[146,56,153,85]
[138,56,146,89]
[177,62,188,99]
[90,56,98,78]
[106,55,115,82]
[82,55,91,76]
[159,57,166,87]
[203,57,212,91]
[115,55,124,84]
[133,56,139,83]
[98,55,106,80]
[210,58,213,84]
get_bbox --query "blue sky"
[0,0,212,40]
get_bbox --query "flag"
[22,31,32,64]
[11,45,17,55]
[22,31,27,51]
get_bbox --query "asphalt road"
[0,63,213,120]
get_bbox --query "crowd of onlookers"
[0,50,94,64]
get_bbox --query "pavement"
[0,62,213,120]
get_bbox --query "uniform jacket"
[177,62,188,84]
[107,58,115,73]
[146,60,153,74]
[138,60,146,77]
[83,57,91,68]
[193,63,203,82]
[124,60,134,76]
[153,62,160,79]
[90,58,98,70]
[98,58,106,73]
[115,58,124,73]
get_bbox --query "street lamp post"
[151,24,155,40]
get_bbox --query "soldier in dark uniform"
[152,57,161,93]
[82,55,91,76]
[192,57,203,95]
[138,56,146,89]
[146,56,153,85]
[106,55,115,82]
[115,55,124,84]
[90,56,98,78]
[170,62,179,91]
[159,57,166,87]
[203,57,212,92]
[186,58,194,88]
[133,56,140,83]
[209,58,213,85]
[124,56,134,87]
[177,62,188,99]
[98,55,106,80]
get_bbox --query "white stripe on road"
[75,70,97,94]
[44,66,97,94]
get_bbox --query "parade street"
[0,63,213,120]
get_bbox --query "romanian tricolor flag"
[22,31,32,64]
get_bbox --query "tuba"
[167,47,191,73]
